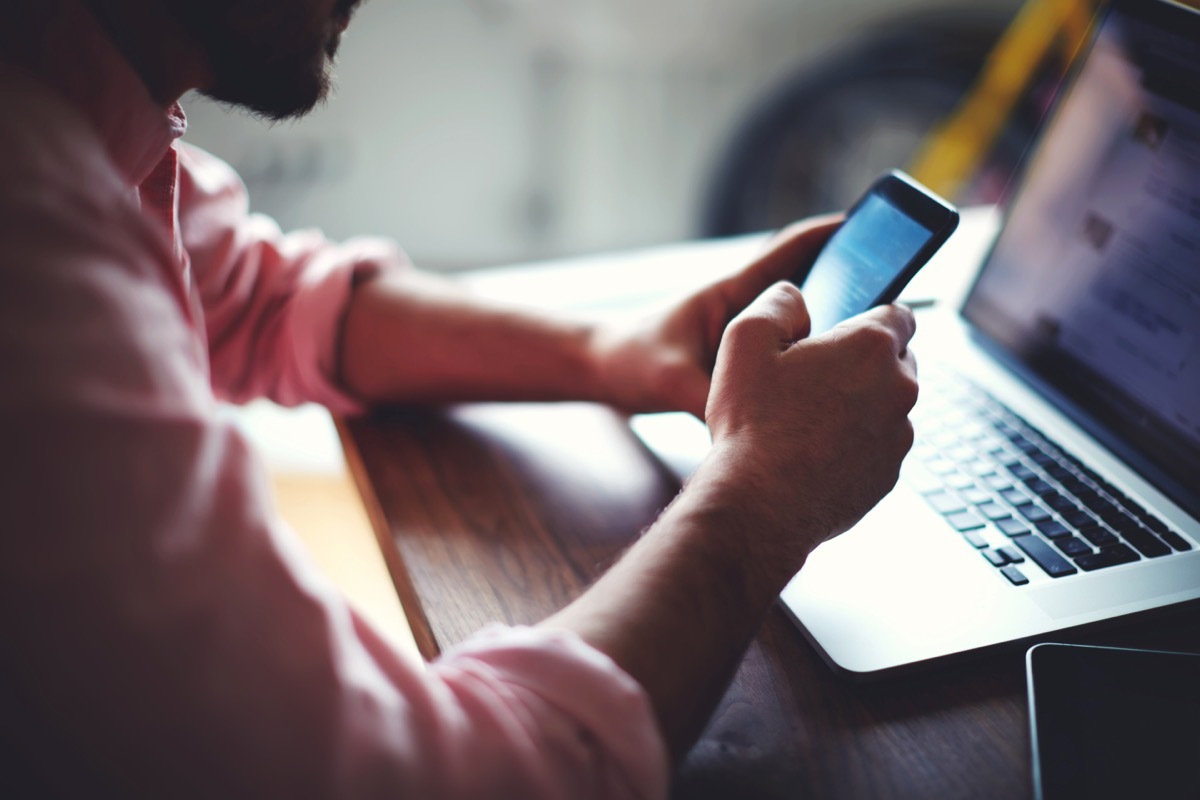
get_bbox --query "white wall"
[182,0,1006,270]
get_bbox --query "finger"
[722,281,812,354]
[675,368,711,419]
[760,212,845,256]
[715,214,843,315]
[847,303,918,354]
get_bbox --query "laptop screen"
[963,0,1200,515]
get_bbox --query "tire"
[699,7,1043,237]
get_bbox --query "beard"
[165,0,355,121]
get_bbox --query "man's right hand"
[542,229,920,764]
[701,280,919,576]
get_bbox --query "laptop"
[636,0,1200,678]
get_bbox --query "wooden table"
[339,216,1200,799]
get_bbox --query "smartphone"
[796,170,959,334]
[1027,642,1200,800]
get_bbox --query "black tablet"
[1027,643,1200,800]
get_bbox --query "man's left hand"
[589,215,841,418]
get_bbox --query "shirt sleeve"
[175,142,405,413]
[0,93,668,799]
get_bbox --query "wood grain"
[343,400,1200,799]
[344,403,680,650]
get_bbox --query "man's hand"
[547,231,918,762]
[589,215,842,418]
[702,280,919,571]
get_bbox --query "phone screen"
[800,192,938,334]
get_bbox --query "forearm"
[542,448,813,761]
[339,268,608,406]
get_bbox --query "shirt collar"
[0,0,187,187]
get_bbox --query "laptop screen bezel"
[957,0,1200,522]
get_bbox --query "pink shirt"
[0,2,667,797]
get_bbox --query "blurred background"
[182,0,1065,271]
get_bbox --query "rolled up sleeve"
[176,143,404,413]
[424,626,669,799]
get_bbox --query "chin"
[204,73,329,121]
[204,45,333,121]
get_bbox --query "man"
[0,0,918,797]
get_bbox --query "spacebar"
[1012,535,1078,578]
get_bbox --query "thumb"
[716,214,843,314]
[721,281,812,358]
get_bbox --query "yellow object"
[271,471,422,662]
[908,0,1099,199]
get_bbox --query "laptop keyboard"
[904,369,1192,586]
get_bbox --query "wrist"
[582,320,638,409]
[579,321,617,406]
[675,447,824,595]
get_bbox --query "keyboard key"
[1110,517,1143,537]
[1055,536,1093,557]
[962,529,990,549]
[1000,565,1029,586]
[944,472,976,490]
[983,474,1014,492]
[978,502,1012,521]
[1045,464,1072,481]
[1044,494,1077,513]
[1060,477,1087,496]
[1079,524,1119,548]
[1141,515,1170,535]
[1061,508,1095,529]
[966,461,997,477]
[926,491,967,515]
[1012,535,1078,578]
[1015,439,1040,455]
[982,548,1009,567]
[1000,488,1031,506]
[960,487,993,505]
[1009,464,1038,482]
[1084,495,1122,521]
[1099,507,1129,528]
[1074,544,1140,572]
[1158,529,1193,552]
[1102,481,1129,505]
[1016,503,1052,523]
[1036,520,1071,539]
[1025,479,1057,496]
[925,458,959,475]
[946,445,977,462]
[1119,525,1171,558]
[997,545,1026,564]
[1120,495,1145,516]
[947,511,986,532]
[995,449,1018,464]
[996,518,1031,537]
